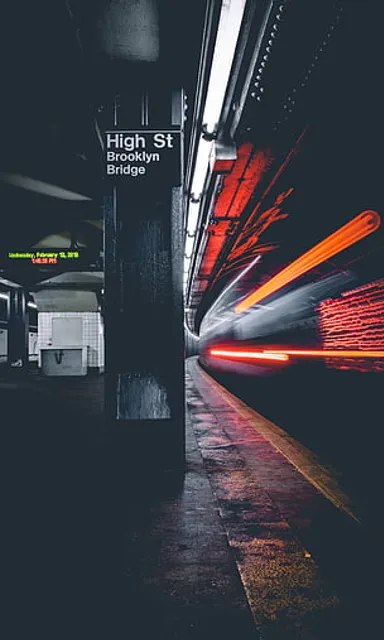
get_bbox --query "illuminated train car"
[0,293,38,365]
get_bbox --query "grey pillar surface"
[104,90,185,471]
[7,288,29,371]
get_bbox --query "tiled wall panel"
[38,312,104,369]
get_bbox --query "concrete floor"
[2,368,256,639]
[1,361,379,639]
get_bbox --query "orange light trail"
[235,210,381,313]
[264,349,384,359]
[208,348,289,362]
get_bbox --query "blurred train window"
[29,306,37,328]
[0,299,7,322]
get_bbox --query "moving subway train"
[199,209,384,377]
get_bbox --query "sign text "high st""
[106,132,174,151]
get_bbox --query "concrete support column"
[7,288,29,371]
[104,89,185,472]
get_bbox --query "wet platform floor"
[1,359,378,639]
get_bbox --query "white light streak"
[208,255,261,316]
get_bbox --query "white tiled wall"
[38,312,104,370]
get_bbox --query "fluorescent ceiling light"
[190,0,246,198]
[185,235,195,258]
[0,172,92,201]
[185,0,246,295]
[184,256,191,273]
[202,0,247,134]
[190,139,213,198]
[186,201,202,236]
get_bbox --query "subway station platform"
[2,360,378,639]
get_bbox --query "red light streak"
[235,210,381,313]
[263,349,384,359]
[208,348,289,362]
[209,347,384,362]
